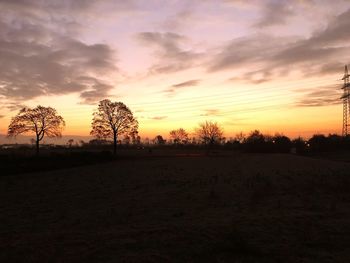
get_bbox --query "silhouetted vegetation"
[195,121,224,146]
[169,128,189,145]
[153,135,166,145]
[7,106,65,155]
[4,130,350,159]
[90,99,138,154]
[242,130,292,153]
[5,104,350,157]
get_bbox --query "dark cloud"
[164,79,201,95]
[0,0,136,17]
[137,32,202,74]
[295,85,342,107]
[255,1,295,28]
[4,103,26,112]
[229,71,272,84]
[0,0,119,104]
[209,8,350,81]
[172,79,201,88]
[208,34,290,72]
[317,62,346,77]
[78,79,115,104]
[162,4,194,31]
[164,10,192,29]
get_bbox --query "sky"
[1,0,350,143]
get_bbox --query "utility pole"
[341,65,350,136]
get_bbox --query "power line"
[58,78,337,115]
[61,93,292,117]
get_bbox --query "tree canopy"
[169,128,189,145]
[196,121,224,145]
[7,106,65,154]
[91,99,138,154]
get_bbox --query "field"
[1,151,350,262]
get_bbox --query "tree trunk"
[113,132,117,155]
[36,137,40,156]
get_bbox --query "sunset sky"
[1,0,350,142]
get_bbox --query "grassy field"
[1,151,349,262]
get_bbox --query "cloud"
[4,103,27,112]
[162,9,194,31]
[78,78,115,104]
[209,8,350,80]
[136,32,202,74]
[255,1,295,28]
[200,109,220,116]
[172,79,201,88]
[295,85,342,107]
[0,0,119,104]
[208,34,291,72]
[149,116,168,120]
[164,79,201,95]
[229,71,272,85]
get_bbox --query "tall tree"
[169,128,189,145]
[90,99,138,154]
[196,121,224,145]
[8,106,65,155]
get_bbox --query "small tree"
[196,121,224,146]
[292,137,307,154]
[244,130,266,152]
[90,99,138,154]
[130,131,141,146]
[154,135,166,145]
[67,139,75,148]
[272,133,291,153]
[7,106,65,155]
[234,132,246,144]
[169,128,189,145]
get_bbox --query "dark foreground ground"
[1,152,350,262]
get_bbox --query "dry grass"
[0,152,349,262]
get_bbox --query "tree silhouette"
[67,139,74,148]
[130,131,141,146]
[196,121,224,145]
[292,137,306,154]
[7,106,65,155]
[90,99,138,154]
[234,131,246,143]
[272,134,291,153]
[169,128,189,145]
[244,130,266,152]
[154,135,166,145]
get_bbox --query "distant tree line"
[82,129,350,155]
[6,99,350,155]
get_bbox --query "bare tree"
[8,106,65,155]
[90,99,138,154]
[196,121,224,145]
[169,128,189,145]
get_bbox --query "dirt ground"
[1,152,350,262]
